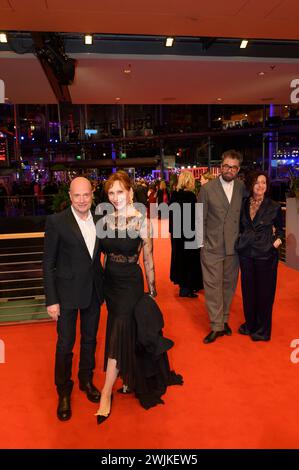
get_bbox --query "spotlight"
[0,33,7,43]
[240,40,248,49]
[165,37,174,47]
[84,34,93,45]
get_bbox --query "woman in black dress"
[235,171,284,341]
[95,172,182,424]
[170,171,203,297]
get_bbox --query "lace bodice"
[97,210,156,296]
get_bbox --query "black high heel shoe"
[117,384,132,394]
[95,394,113,425]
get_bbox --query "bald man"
[43,177,104,421]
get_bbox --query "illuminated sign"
[0,134,8,163]
[85,129,98,135]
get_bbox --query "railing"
[0,233,48,324]
[280,202,286,263]
[0,195,55,217]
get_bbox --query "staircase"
[0,233,48,324]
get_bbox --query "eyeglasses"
[222,164,240,172]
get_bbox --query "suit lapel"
[252,197,268,226]
[230,179,240,209]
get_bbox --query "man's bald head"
[70,177,92,194]
[69,177,93,219]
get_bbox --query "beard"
[221,173,235,182]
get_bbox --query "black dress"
[98,211,183,409]
[169,189,203,292]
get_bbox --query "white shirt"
[219,176,234,204]
[71,206,96,258]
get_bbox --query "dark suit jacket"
[43,207,104,309]
[235,197,284,258]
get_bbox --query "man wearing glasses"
[199,150,245,344]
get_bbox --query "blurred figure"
[157,181,170,219]
[147,183,157,218]
[200,171,215,186]
[170,171,203,298]
[134,179,148,206]
[0,182,7,216]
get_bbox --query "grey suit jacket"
[198,177,245,255]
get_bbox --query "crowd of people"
[42,150,283,423]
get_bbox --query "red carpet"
[1,224,299,449]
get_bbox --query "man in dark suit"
[198,150,245,344]
[43,177,104,420]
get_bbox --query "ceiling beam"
[31,32,72,104]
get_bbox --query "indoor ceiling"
[1,0,299,104]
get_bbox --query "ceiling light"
[258,71,265,76]
[216,97,222,101]
[0,33,7,43]
[123,64,132,74]
[84,34,93,45]
[165,37,174,47]
[240,39,248,49]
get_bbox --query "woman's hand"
[273,238,282,249]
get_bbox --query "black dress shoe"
[224,323,232,336]
[203,330,225,344]
[250,334,270,342]
[96,395,113,425]
[179,292,198,298]
[79,381,101,403]
[57,395,71,421]
[238,323,251,335]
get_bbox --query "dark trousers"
[239,253,278,339]
[55,289,100,397]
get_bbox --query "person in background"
[235,171,283,341]
[157,181,170,219]
[200,171,215,187]
[0,182,8,216]
[147,183,157,218]
[170,171,203,297]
